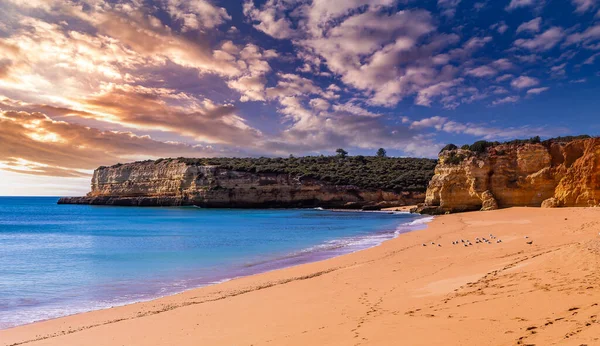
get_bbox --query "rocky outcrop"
[416,138,599,214]
[58,160,425,208]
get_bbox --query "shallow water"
[0,197,428,329]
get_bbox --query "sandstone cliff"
[417,138,599,214]
[58,159,427,208]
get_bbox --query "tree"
[376,148,387,157]
[336,148,348,158]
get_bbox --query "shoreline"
[0,209,427,331]
[2,207,600,345]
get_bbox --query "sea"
[0,197,431,329]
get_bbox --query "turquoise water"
[0,197,429,329]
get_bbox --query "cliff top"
[439,135,595,156]
[100,156,437,192]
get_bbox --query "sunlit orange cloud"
[0,1,274,147]
[0,110,237,177]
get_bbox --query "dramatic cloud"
[0,0,595,188]
[242,1,496,109]
[0,109,228,176]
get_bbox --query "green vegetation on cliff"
[440,135,594,155]
[111,156,437,192]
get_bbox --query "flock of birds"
[422,235,534,247]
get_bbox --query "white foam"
[406,216,434,226]
[286,215,434,258]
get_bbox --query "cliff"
[58,158,434,208]
[416,137,599,214]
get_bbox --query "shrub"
[445,152,465,165]
[469,141,492,153]
[118,156,437,192]
[440,144,458,154]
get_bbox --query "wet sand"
[2,207,600,346]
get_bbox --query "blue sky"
[0,0,599,195]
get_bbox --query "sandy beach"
[2,207,600,346]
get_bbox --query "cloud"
[511,76,540,89]
[79,84,263,145]
[243,1,492,109]
[415,79,464,107]
[260,97,443,158]
[527,87,550,94]
[465,65,498,77]
[514,27,565,51]
[408,115,561,140]
[583,52,600,64]
[571,0,598,13]
[266,73,330,100]
[491,21,509,34]
[243,0,298,39]
[309,98,331,111]
[438,0,462,17]
[564,24,600,48]
[224,43,279,102]
[516,17,542,34]
[332,101,380,117]
[161,0,231,32]
[0,109,230,176]
[550,63,567,76]
[491,86,509,94]
[492,59,515,70]
[506,0,542,11]
[496,74,514,82]
[492,95,520,105]
[410,116,448,130]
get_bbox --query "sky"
[0,0,599,196]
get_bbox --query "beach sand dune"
[2,207,600,346]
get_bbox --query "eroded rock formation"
[58,159,426,208]
[416,138,599,214]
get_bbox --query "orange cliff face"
[417,138,600,214]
